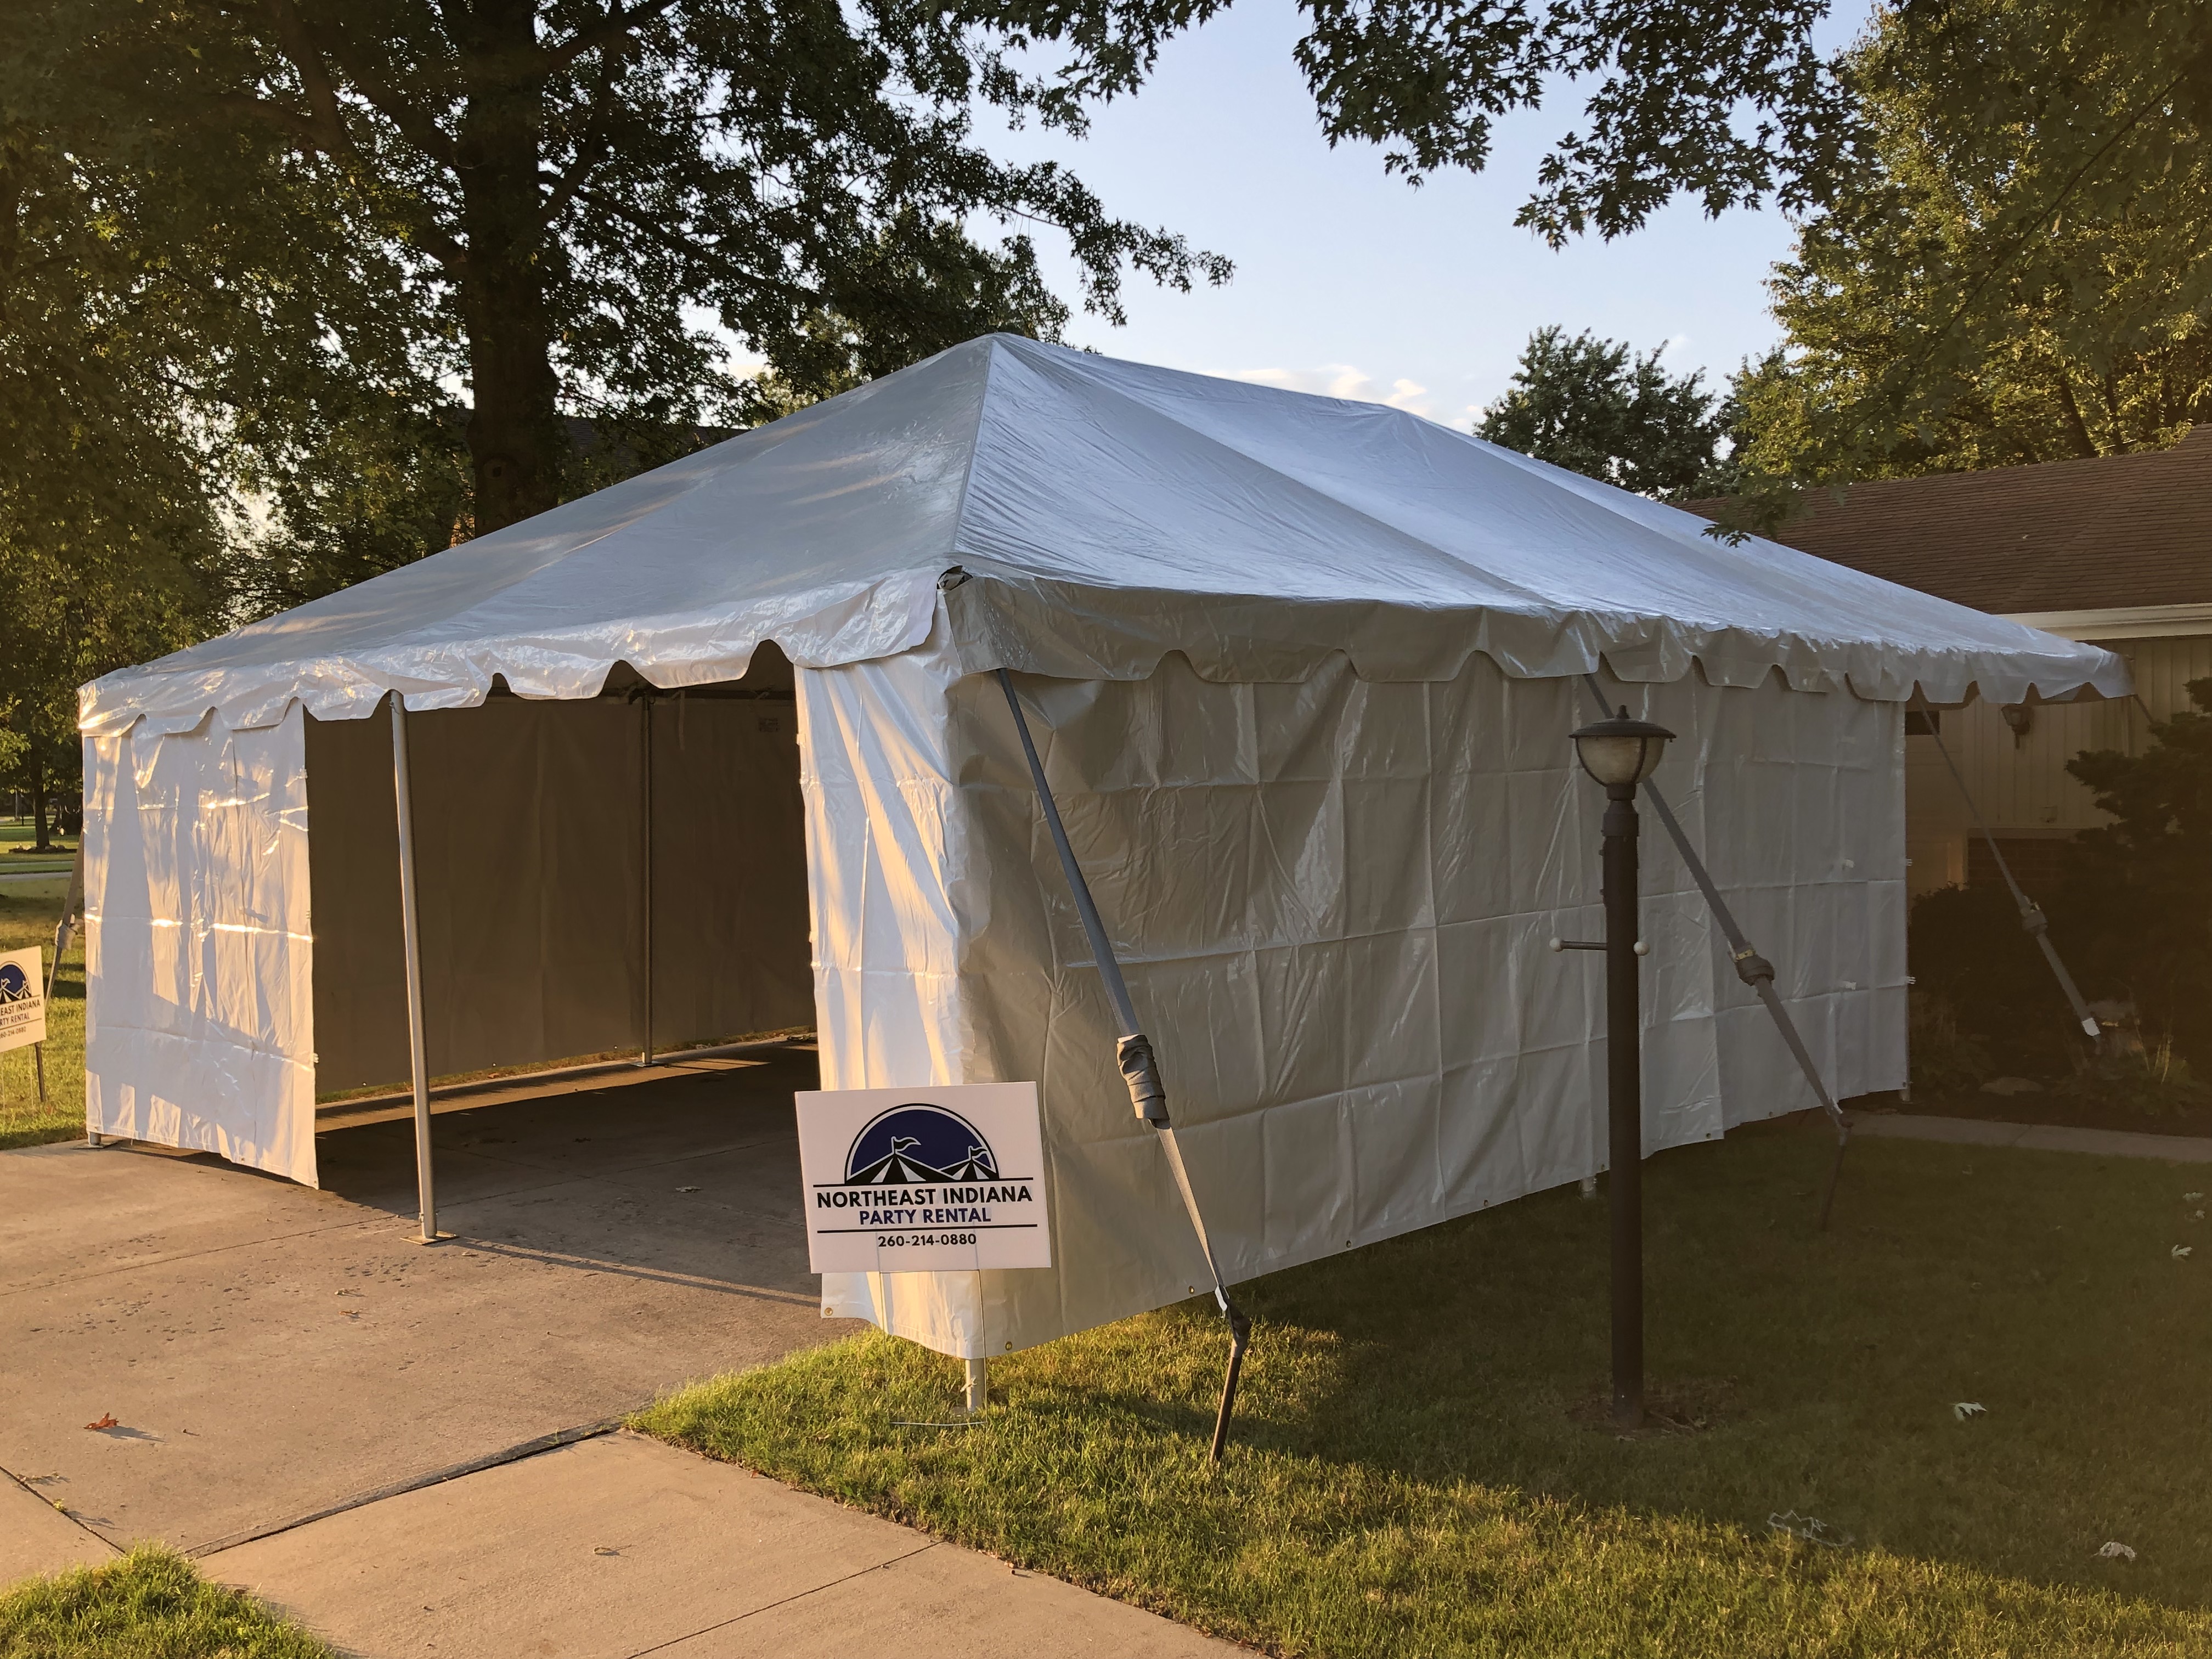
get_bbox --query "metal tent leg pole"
[38,926,68,1111]
[965,1357,988,1414]
[640,693,654,1069]
[996,668,1251,1462]
[1208,1302,1253,1461]
[1582,674,1852,1229]
[1816,1130,1849,1231]
[392,696,441,1244]
[48,851,82,1131]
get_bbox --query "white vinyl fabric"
[82,706,318,1186]
[806,615,1904,1356]
[81,335,2124,741]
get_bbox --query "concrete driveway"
[0,1045,851,1555]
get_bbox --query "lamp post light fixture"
[1569,705,1674,1430]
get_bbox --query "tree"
[21,0,2076,544]
[7,2,1227,538]
[13,0,2175,711]
[0,31,456,816]
[1724,0,2212,507]
[0,130,235,847]
[20,0,2118,559]
[1477,326,1734,498]
[1285,0,1859,240]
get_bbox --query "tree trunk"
[29,750,48,853]
[454,0,565,534]
[2054,374,2098,459]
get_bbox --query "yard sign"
[0,948,45,1054]
[795,1082,1051,1273]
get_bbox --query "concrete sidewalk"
[1,1471,112,1582]
[214,1430,1239,1658]
[0,1049,849,1554]
[1850,1111,2212,1163]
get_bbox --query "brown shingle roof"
[1682,428,2212,613]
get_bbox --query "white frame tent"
[77,334,2128,1361]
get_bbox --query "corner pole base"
[411,1231,456,1246]
[964,1357,988,1415]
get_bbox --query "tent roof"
[83,334,2127,736]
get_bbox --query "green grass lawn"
[0,818,76,872]
[1,876,83,1148]
[0,1545,331,1657]
[639,1128,2212,1657]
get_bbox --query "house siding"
[1905,634,2212,898]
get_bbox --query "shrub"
[2061,675,2212,1070]
[1908,883,2082,1080]
[2050,1036,2212,1117]
[1906,988,1994,1098]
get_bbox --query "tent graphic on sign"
[0,962,33,1003]
[843,1105,1001,1186]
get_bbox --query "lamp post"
[1569,705,1674,1430]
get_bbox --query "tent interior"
[304,648,812,1104]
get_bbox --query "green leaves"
[1477,324,1735,500]
[1732,0,2212,490]
[12,0,1235,526]
[0,128,226,800]
[1293,0,1854,240]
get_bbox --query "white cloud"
[1217,364,1463,425]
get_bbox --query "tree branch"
[266,0,349,153]
[204,89,331,155]
[277,13,461,172]
[571,180,810,301]
[537,35,634,228]
[204,13,469,275]
[540,0,684,75]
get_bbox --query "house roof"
[82,335,2126,738]
[1683,429,2212,616]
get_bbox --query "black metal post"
[1602,782,1645,1430]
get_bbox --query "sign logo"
[795,1082,1052,1274]
[843,1104,999,1185]
[0,949,46,1055]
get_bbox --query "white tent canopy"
[79,334,2125,1358]
[84,333,2125,738]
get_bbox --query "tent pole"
[996,667,1252,1462]
[392,695,441,1244]
[1911,691,2102,1048]
[1581,674,1851,1228]
[37,849,82,1114]
[640,693,654,1069]
[964,1357,987,1414]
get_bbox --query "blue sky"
[969,0,1872,431]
